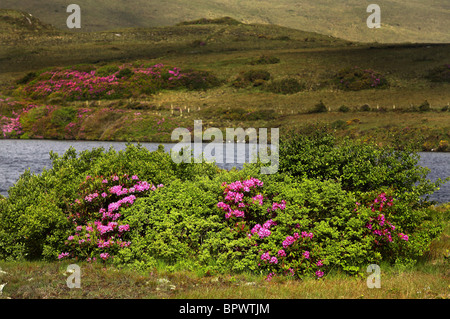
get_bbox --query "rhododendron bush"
[58,173,163,262]
[0,140,444,279]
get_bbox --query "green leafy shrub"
[278,130,442,196]
[116,177,224,270]
[178,69,221,90]
[0,138,444,280]
[50,106,77,128]
[0,144,184,260]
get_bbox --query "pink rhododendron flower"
[278,249,286,257]
[58,252,69,259]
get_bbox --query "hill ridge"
[1,0,449,43]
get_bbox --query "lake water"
[0,139,449,203]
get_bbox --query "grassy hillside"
[1,0,450,43]
[0,10,449,151]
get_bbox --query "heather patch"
[18,63,221,101]
[333,66,389,91]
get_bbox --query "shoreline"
[1,137,450,152]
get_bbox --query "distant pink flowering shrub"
[0,103,39,138]
[20,63,220,101]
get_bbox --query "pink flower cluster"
[250,219,276,239]
[362,193,409,245]
[59,174,163,262]
[24,69,123,100]
[282,231,313,249]
[217,178,287,221]
[0,103,39,138]
[260,252,278,264]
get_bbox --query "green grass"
[1,205,449,299]
[1,219,448,299]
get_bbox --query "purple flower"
[278,249,286,257]
[100,252,110,260]
[257,227,271,238]
[282,236,296,248]
[58,252,69,259]
[261,252,270,261]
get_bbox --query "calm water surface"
[0,139,449,203]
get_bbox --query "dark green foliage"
[179,69,222,90]
[177,17,242,26]
[360,104,371,111]
[231,70,271,88]
[278,130,442,196]
[96,65,119,77]
[116,67,133,79]
[309,100,328,113]
[50,107,77,127]
[0,138,445,277]
[338,105,350,113]
[266,78,304,94]
[419,100,431,112]
[16,72,37,85]
[69,64,97,73]
[426,64,450,82]
[334,66,389,91]
[243,70,271,82]
[249,55,280,65]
